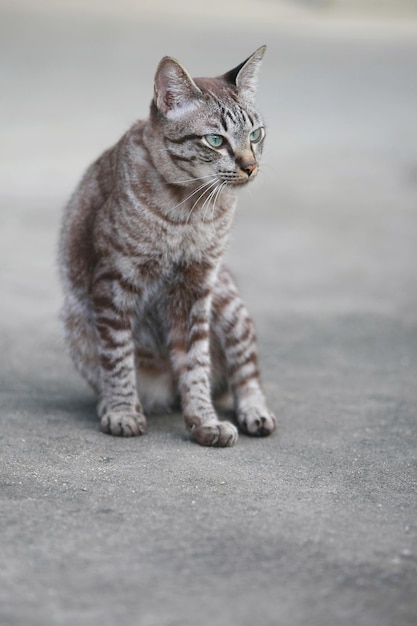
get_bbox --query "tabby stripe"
[237,106,249,126]
[247,112,255,127]
[107,235,135,257]
[227,335,255,360]
[225,325,253,348]
[106,400,135,411]
[233,370,261,389]
[168,152,196,163]
[187,345,210,361]
[186,359,210,372]
[100,342,132,357]
[219,109,228,132]
[93,269,118,283]
[228,351,258,376]
[142,195,193,225]
[100,352,133,372]
[188,326,209,342]
[212,293,236,316]
[96,315,131,331]
[93,296,113,310]
[189,309,212,326]
[165,134,201,145]
[222,304,247,333]
[108,386,136,399]
[119,278,142,295]
[185,377,208,389]
[96,327,130,348]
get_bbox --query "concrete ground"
[1,2,416,625]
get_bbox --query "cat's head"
[149,47,266,187]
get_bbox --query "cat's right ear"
[222,45,266,104]
[154,57,202,119]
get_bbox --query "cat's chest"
[158,196,236,267]
[161,220,220,264]
[129,221,223,313]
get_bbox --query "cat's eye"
[205,134,225,149]
[249,128,264,143]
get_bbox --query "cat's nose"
[242,162,257,177]
[237,158,257,177]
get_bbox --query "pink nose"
[240,161,257,177]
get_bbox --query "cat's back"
[58,121,147,290]
[58,144,111,291]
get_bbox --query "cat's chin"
[229,176,256,187]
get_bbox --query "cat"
[58,45,276,447]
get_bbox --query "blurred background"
[1,0,416,334]
[1,3,417,625]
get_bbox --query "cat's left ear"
[222,45,266,104]
[154,56,202,119]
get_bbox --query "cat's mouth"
[220,168,258,185]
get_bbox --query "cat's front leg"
[92,272,147,437]
[212,267,277,437]
[168,267,238,447]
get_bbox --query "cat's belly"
[131,300,177,411]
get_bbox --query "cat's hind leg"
[62,291,147,436]
[90,273,148,437]
[211,266,277,437]
[61,294,101,393]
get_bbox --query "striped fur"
[58,46,276,446]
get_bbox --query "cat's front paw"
[188,419,238,447]
[101,412,147,437]
[237,407,276,437]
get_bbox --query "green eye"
[205,134,225,148]
[250,128,264,143]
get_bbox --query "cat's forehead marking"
[194,76,255,114]
[193,82,260,135]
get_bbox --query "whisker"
[202,183,221,222]
[186,179,219,223]
[166,174,215,186]
[210,182,228,221]
[166,178,217,216]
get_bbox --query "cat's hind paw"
[101,412,147,437]
[237,407,276,437]
[188,420,238,447]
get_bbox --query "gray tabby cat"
[58,46,276,447]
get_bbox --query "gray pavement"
[1,2,417,625]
